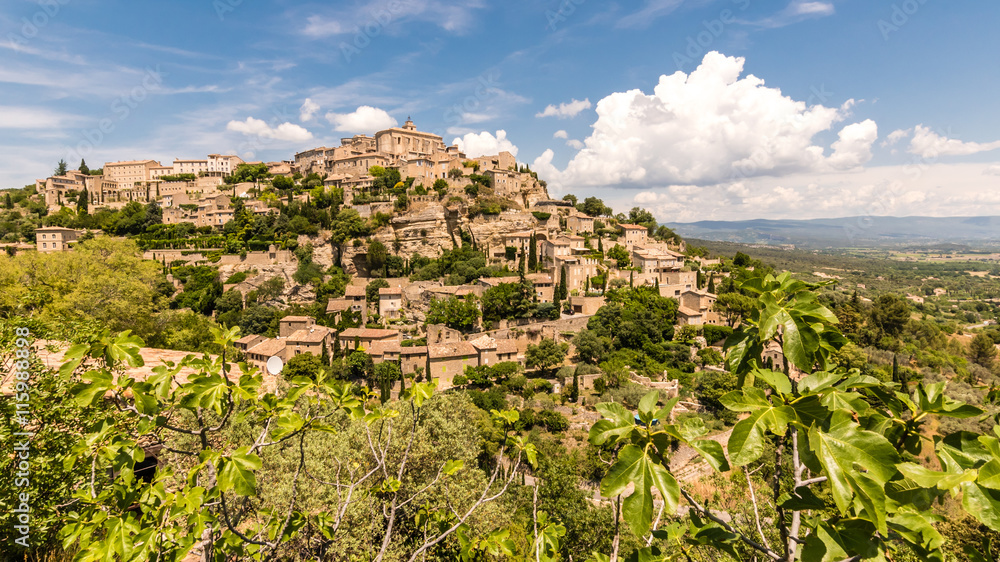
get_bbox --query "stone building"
[35,226,80,253]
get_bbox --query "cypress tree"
[598,237,604,255]
[78,187,89,215]
[4,193,12,209]
[707,275,715,294]
[629,271,634,288]
[518,251,525,276]
[558,266,569,301]
[321,342,331,367]
[528,233,538,271]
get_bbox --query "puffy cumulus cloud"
[299,98,320,122]
[453,130,519,158]
[536,99,592,119]
[985,165,1000,176]
[326,106,397,133]
[883,128,911,148]
[566,139,585,150]
[828,120,878,170]
[553,130,568,139]
[544,52,875,190]
[908,125,1000,158]
[226,117,313,142]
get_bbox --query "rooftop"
[428,342,479,359]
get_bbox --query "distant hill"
[666,216,1000,249]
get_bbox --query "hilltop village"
[18,119,726,392]
[8,120,1000,562]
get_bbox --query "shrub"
[702,324,733,345]
[453,374,469,386]
[537,410,569,432]
[507,375,528,393]
[225,271,248,284]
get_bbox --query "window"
[42,243,47,248]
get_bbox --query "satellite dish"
[266,356,284,375]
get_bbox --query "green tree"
[481,280,534,323]
[426,295,481,332]
[54,159,67,176]
[528,232,538,271]
[78,159,90,174]
[329,208,369,264]
[48,328,537,562]
[366,278,390,304]
[870,293,911,339]
[607,244,631,269]
[971,332,998,368]
[573,329,610,364]
[372,361,401,403]
[526,338,568,375]
[78,186,89,215]
[368,239,388,276]
[578,196,611,217]
[713,291,756,327]
[283,351,325,380]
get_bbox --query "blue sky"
[3,0,1000,221]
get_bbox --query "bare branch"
[681,489,782,562]
[744,466,772,552]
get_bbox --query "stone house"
[378,287,404,320]
[35,227,80,253]
[618,224,649,247]
[427,342,480,387]
[339,328,402,351]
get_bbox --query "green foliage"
[366,278,389,304]
[526,338,568,374]
[47,327,536,561]
[585,274,1000,562]
[283,351,325,380]
[481,279,535,323]
[588,287,678,351]
[426,295,481,332]
[578,197,611,217]
[607,244,631,269]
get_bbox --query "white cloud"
[301,0,487,38]
[226,117,313,142]
[460,112,494,124]
[617,0,685,29]
[325,106,397,133]
[542,52,874,190]
[553,130,569,139]
[536,98,592,119]
[908,125,1000,158]
[0,106,83,129]
[303,15,347,37]
[752,1,835,28]
[299,98,320,122]
[566,139,585,150]
[985,165,1000,176]
[828,120,878,170]
[883,128,911,147]
[453,130,519,158]
[578,162,1000,223]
